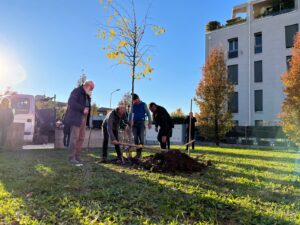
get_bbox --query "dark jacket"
[64,86,91,127]
[103,109,129,141]
[184,116,197,133]
[153,105,173,136]
[0,108,14,128]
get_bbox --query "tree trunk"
[215,117,219,146]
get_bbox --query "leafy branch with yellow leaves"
[98,0,165,101]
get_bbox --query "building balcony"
[253,0,296,19]
[206,0,297,33]
[206,17,247,32]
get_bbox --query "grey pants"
[68,117,87,160]
[0,127,8,147]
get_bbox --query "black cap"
[133,93,139,100]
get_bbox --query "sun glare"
[0,55,26,88]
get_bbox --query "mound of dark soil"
[136,150,212,173]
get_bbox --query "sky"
[0,0,244,113]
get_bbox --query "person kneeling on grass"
[101,105,130,163]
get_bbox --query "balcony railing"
[254,0,296,19]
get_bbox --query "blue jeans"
[133,121,145,156]
[133,121,145,145]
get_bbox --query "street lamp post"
[110,89,120,108]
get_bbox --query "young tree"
[98,0,165,101]
[280,32,300,145]
[77,70,87,87]
[195,48,234,145]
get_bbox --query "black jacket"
[184,116,197,133]
[153,105,173,136]
[64,86,91,127]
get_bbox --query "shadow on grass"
[0,149,296,225]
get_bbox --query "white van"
[0,94,35,143]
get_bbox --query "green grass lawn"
[0,146,299,225]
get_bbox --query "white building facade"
[206,0,300,126]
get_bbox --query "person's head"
[83,80,95,96]
[149,102,157,113]
[189,112,193,118]
[132,93,140,105]
[116,104,126,117]
[1,98,9,109]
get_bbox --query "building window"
[228,38,238,58]
[255,90,263,112]
[228,65,238,85]
[233,120,239,126]
[255,120,263,126]
[254,32,262,54]
[228,92,238,113]
[254,61,263,82]
[286,55,292,70]
[285,24,299,48]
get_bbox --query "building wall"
[205,0,300,126]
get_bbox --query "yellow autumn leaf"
[119,40,127,47]
[108,37,113,41]
[106,53,112,59]
[118,59,122,64]
[108,0,112,4]
[109,28,116,37]
[99,0,103,4]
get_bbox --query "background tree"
[90,103,99,116]
[35,98,56,110]
[118,91,132,111]
[77,70,87,87]
[195,48,234,145]
[56,106,67,120]
[98,0,165,101]
[280,32,300,145]
[171,108,185,117]
[170,108,186,124]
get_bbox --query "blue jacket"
[64,86,91,127]
[129,101,152,123]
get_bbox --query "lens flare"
[0,56,26,87]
